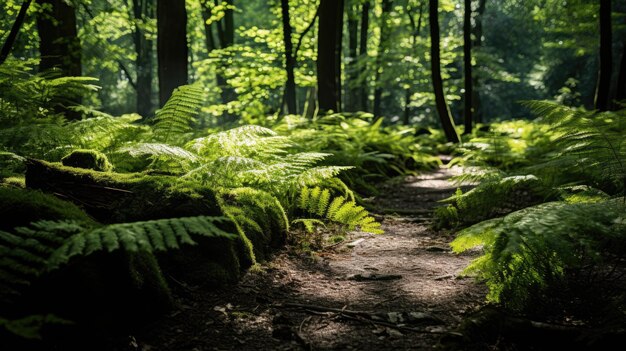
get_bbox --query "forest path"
[127,166,486,351]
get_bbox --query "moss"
[1,176,25,188]
[61,149,113,172]
[0,186,95,231]
[25,159,223,223]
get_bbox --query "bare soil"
[119,167,486,351]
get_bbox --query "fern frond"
[452,199,626,310]
[296,186,383,234]
[116,142,200,172]
[188,125,289,161]
[153,83,205,144]
[48,216,236,270]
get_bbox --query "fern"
[435,175,554,228]
[296,186,383,234]
[153,83,205,144]
[116,142,200,173]
[188,125,289,161]
[48,216,236,269]
[0,217,237,303]
[452,199,626,311]
[523,101,626,195]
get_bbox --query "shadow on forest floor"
[114,166,486,351]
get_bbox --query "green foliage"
[274,113,440,194]
[451,199,626,313]
[0,216,237,303]
[453,103,626,196]
[61,149,113,172]
[297,186,382,234]
[153,83,205,144]
[47,216,237,269]
[523,101,626,194]
[436,175,553,228]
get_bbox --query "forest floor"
[119,165,487,351]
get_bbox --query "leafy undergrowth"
[436,102,626,333]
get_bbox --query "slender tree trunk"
[132,0,154,117]
[223,0,234,46]
[317,0,343,112]
[615,42,626,104]
[373,0,393,117]
[280,0,297,114]
[217,0,238,121]
[472,0,485,123]
[463,0,473,134]
[335,0,345,111]
[36,0,82,120]
[0,0,32,65]
[403,89,411,125]
[429,0,459,143]
[358,1,370,111]
[595,0,612,111]
[346,1,359,111]
[157,0,188,107]
[404,2,424,125]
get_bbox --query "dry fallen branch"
[277,303,457,335]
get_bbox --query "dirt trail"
[124,167,486,351]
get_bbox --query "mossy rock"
[25,159,223,223]
[0,186,94,231]
[61,149,113,172]
[0,176,26,188]
[24,159,284,286]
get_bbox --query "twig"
[299,316,311,333]
[279,303,453,335]
[293,6,320,61]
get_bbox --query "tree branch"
[0,0,33,65]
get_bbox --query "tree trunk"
[317,0,343,112]
[429,0,459,143]
[403,89,411,125]
[595,0,612,111]
[615,42,626,104]
[36,0,81,77]
[157,0,188,107]
[0,0,32,65]
[373,0,393,117]
[358,1,370,112]
[335,0,345,112]
[346,1,359,111]
[280,0,297,115]
[472,0,485,123]
[36,0,82,120]
[217,0,238,122]
[132,0,154,117]
[463,0,473,134]
[404,2,424,125]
